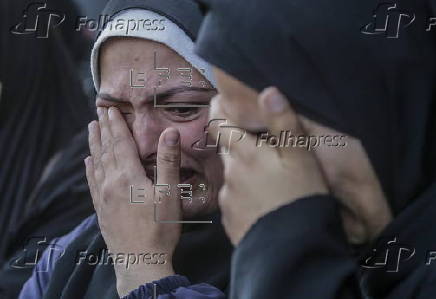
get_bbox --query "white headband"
[90,9,216,91]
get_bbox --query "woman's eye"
[164,106,200,117]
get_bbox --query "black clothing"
[0,2,95,296]
[0,130,94,299]
[231,195,362,299]
[196,0,436,214]
[195,0,436,298]
[41,213,232,299]
[0,0,94,265]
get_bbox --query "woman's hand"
[298,116,392,244]
[208,89,329,245]
[210,87,392,246]
[85,107,182,296]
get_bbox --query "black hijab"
[195,0,436,215]
[0,0,93,264]
[39,0,232,297]
[195,0,436,297]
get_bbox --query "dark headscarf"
[195,0,436,215]
[195,0,436,297]
[0,0,94,264]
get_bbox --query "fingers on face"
[217,185,239,245]
[88,120,102,161]
[217,184,230,218]
[156,128,181,214]
[97,107,116,170]
[88,120,105,183]
[258,87,305,158]
[208,96,257,159]
[84,156,99,210]
[258,87,303,136]
[157,127,181,186]
[107,107,141,170]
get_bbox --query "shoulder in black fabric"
[43,213,231,298]
[0,129,94,299]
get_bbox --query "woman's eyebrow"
[96,93,129,104]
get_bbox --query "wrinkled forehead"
[99,37,210,102]
[100,37,191,80]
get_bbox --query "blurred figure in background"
[0,0,99,297]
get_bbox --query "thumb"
[156,128,181,219]
[258,87,306,157]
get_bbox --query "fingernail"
[265,90,286,114]
[164,129,179,146]
[97,107,102,118]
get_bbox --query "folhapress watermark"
[11,2,167,38]
[10,2,65,38]
[75,15,166,35]
[10,236,65,272]
[192,119,348,154]
[76,249,167,269]
[361,2,436,38]
[361,237,436,273]
[192,119,246,155]
[256,131,347,151]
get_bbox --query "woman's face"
[211,66,392,244]
[97,37,224,219]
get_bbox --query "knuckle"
[158,151,179,166]
[100,183,113,202]
[100,152,112,164]
[112,136,126,148]
[101,139,112,151]
[115,172,129,184]
[100,189,110,202]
